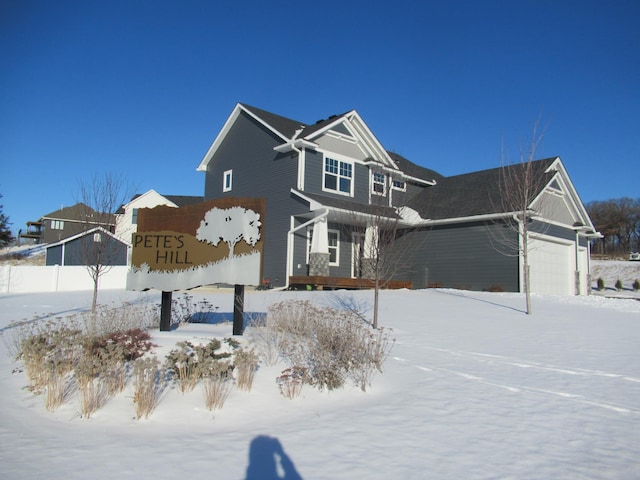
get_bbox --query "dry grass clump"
[262,300,394,392]
[276,366,307,400]
[11,303,157,416]
[132,356,164,419]
[201,359,234,410]
[234,348,259,392]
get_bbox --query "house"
[45,227,129,266]
[19,203,115,244]
[197,103,598,295]
[115,190,204,242]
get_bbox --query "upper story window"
[323,157,353,196]
[223,169,233,192]
[51,220,64,230]
[392,179,406,191]
[132,208,139,225]
[372,172,386,195]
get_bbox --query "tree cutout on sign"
[196,206,261,257]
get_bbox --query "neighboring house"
[20,203,115,244]
[45,227,129,266]
[115,190,204,242]
[197,103,599,295]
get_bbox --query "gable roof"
[45,226,130,249]
[240,103,306,139]
[387,151,444,184]
[117,191,204,213]
[407,158,559,221]
[163,195,204,207]
[41,203,115,225]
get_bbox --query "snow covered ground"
[0,264,639,479]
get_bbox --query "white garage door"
[528,236,573,295]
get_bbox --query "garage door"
[528,236,573,295]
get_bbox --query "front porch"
[289,275,412,290]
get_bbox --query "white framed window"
[93,232,102,243]
[307,228,340,266]
[372,172,386,195]
[323,157,353,196]
[132,208,139,225]
[392,179,406,191]
[51,220,64,230]
[223,169,233,192]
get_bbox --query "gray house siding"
[396,221,519,291]
[302,149,373,204]
[203,111,307,287]
[43,219,89,244]
[45,233,127,266]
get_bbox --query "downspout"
[274,208,329,291]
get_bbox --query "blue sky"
[1,0,638,237]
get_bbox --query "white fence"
[0,265,128,293]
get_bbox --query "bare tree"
[77,173,133,312]
[489,122,550,315]
[343,186,424,329]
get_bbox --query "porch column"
[309,217,330,277]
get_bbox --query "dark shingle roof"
[408,158,557,220]
[300,192,400,219]
[164,195,204,207]
[387,151,444,184]
[240,103,307,139]
[298,112,352,139]
[42,203,115,223]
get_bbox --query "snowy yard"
[0,265,639,479]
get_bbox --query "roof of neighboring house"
[407,158,558,220]
[45,226,130,248]
[161,195,204,207]
[116,193,204,213]
[41,203,116,225]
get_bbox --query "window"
[132,208,138,225]
[93,232,102,243]
[223,169,233,192]
[372,172,386,195]
[323,157,352,195]
[307,228,340,266]
[392,179,406,191]
[51,220,64,230]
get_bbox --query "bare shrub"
[165,339,234,394]
[75,351,109,418]
[246,324,283,367]
[201,359,234,411]
[266,300,394,391]
[132,356,164,419]
[234,349,259,392]
[81,302,157,337]
[276,366,307,400]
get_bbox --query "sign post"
[233,284,245,335]
[127,198,265,334]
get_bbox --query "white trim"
[198,103,291,172]
[223,169,233,192]
[307,227,340,266]
[322,155,354,197]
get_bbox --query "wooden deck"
[289,276,412,290]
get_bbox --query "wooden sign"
[127,197,265,291]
